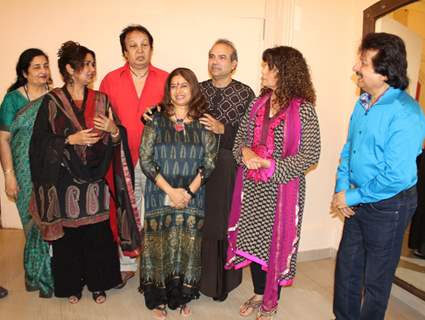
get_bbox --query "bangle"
[184,185,195,198]
[3,168,14,175]
[111,128,120,138]
[65,137,70,145]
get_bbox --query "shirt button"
[350,169,353,173]
[353,150,356,154]
[359,131,362,134]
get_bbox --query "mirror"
[363,0,425,301]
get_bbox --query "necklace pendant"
[175,118,185,132]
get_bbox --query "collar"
[119,63,155,77]
[359,86,400,110]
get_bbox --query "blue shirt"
[336,87,425,206]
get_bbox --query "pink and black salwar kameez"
[226,93,320,314]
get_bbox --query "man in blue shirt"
[332,32,425,320]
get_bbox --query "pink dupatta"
[226,93,302,312]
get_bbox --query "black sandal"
[68,292,82,304]
[92,291,106,304]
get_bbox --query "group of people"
[0,24,423,320]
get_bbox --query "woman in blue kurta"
[0,48,53,297]
[139,68,218,319]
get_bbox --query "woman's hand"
[67,128,101,146]
[242,147,271,169]
[242,147,262,169]
[4,173,19,201]
[94,110,118,134]
[199,114,224,134]
[168,188,190,209]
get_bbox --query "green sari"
[0,90,54,297]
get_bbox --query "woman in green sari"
[0,48,54,297]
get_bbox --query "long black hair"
[360,32,409,90]
[7,48,49,92]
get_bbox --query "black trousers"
[51,220,121,297]
[250,263,281,299]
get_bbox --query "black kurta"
[199,79,255,298]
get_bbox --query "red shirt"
[100,63,168,165]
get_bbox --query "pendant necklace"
[130,67,148,79]
[24,84,48,101]
[23,84,31,101]
[175,117,185,132]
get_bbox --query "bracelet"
[65,137,70,145]
[3,168,14,175]
[111,128,120,138]
[184,185,195,198]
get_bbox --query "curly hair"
[261,46,316,109]
[57,41,96,84]
[360,32,409,90]
[160,68,207,119]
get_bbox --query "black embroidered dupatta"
[29,87,142,256]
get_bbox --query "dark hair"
[57,41,96,84]
[360,32,409,90]
[160,68,207,119]
[261,46,316,108]
[212,39,238,62]
[8,48,49,92]
[119,24,153,55]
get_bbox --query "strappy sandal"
[153,304,167,320]
[92,291,106,304]
[179,304,191,318]
[115,271,135,289]
[256,306,277,320]
[239,295,263,317]
[68,292,82,304]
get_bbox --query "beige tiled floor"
[0,229,423,320]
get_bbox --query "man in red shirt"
[100,24,168,288]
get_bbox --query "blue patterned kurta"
[139,113,217,308]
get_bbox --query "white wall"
[0,0,378,253]
[0,0,266,228]
[288,0,376,251]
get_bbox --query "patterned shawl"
[29,87,142,256]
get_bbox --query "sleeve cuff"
[345,188,362,207]
[335,179,349,193]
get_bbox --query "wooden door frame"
[363,0,418,35]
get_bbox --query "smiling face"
[25,55,50,87]
[170,74,192,108]
[352,49,388,95]
[124,31,152,70]
[71,53,96,86]
[208,43,237,81]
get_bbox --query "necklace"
[129,67,148,79]
[23,84,48,101]
[175,117,185,132]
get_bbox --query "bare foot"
[180,304,191,317]
[153,304,167,320]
